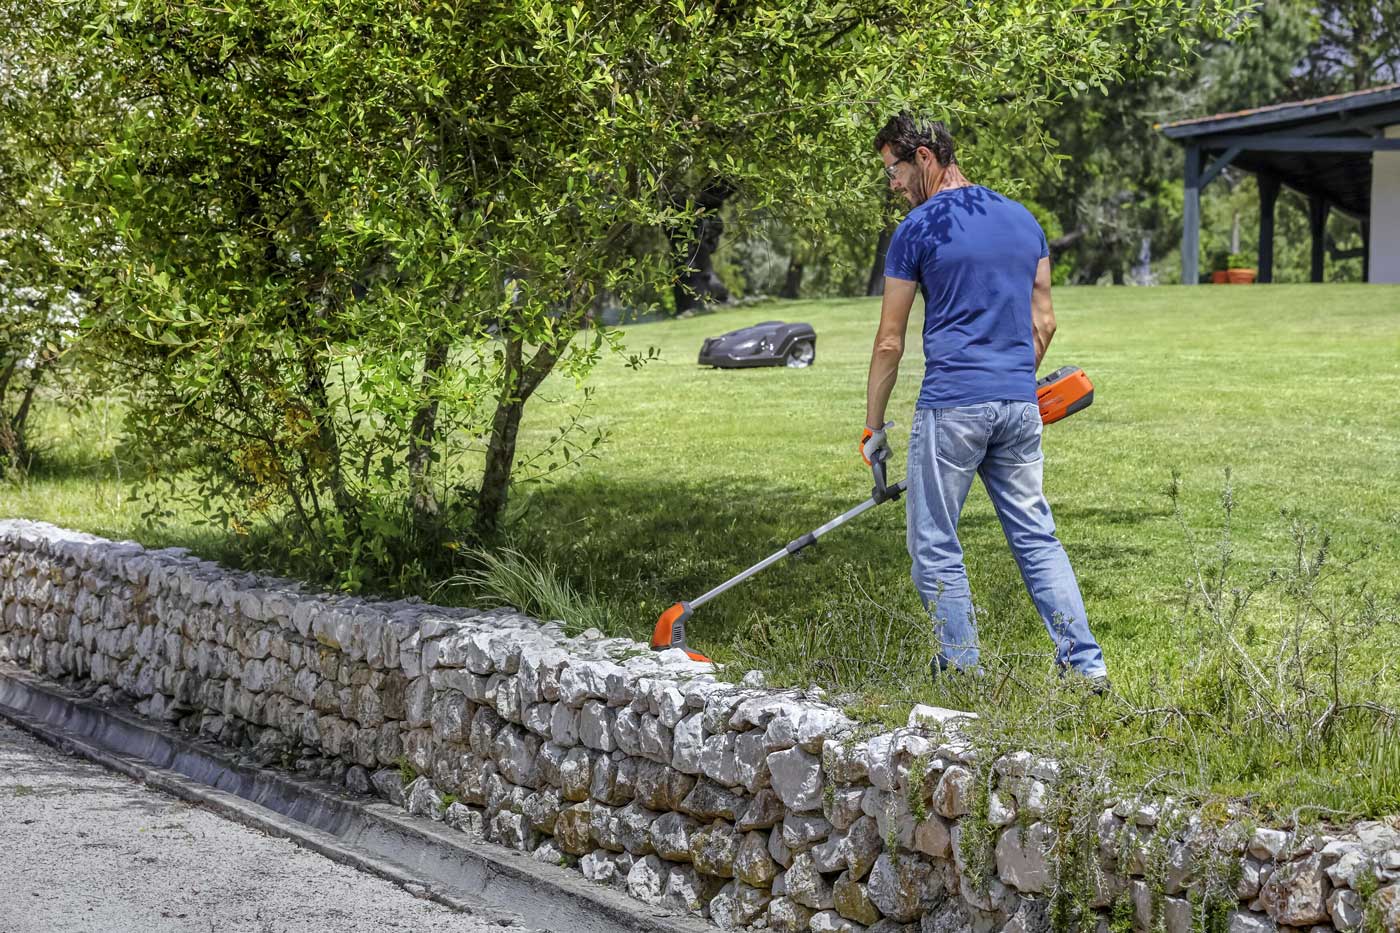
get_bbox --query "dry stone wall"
[2,519,1398,933]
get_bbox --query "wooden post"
[1182,145,1201,285]
[1258,175,1280,283]
[1362,220,1371,283]
[1308,196,1329,283]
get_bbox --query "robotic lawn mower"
[698,321,817,369]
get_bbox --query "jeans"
[905,401,1106,677]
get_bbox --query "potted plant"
[1226,251,1256,284]
[1210,249,1230,284]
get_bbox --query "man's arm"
[1031,256,1055,369]
[865,277,918,428]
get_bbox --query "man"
[861,112,1108,687]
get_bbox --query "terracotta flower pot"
[1227,268,1256,284]
[1212,270,1229,284]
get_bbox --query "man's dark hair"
[873,113,956,166]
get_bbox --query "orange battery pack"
[1036,366,1094,424]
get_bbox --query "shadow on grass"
[510,474,1170,653]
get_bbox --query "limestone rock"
[680,778,748,822]
[1226,910,1276,933]
[786,851,836,910]
[811,833,847,874]
[691,820,740,878]
[1238,857,1271,900]
[1260,853,1330,926]
[987,790,1016,828]
[767,896,816,933]
[720,881,773,929]
[405,776,445,820]
[616,800,659,856]
[1249,828,1290,861]
[736,730,772,793]
[559,746,594,802]
[919,900,973,933]
[589,802,625,852]
[833,870,882,926]
[663,864,721,915]
[1327,888,1362,930]
[651,811,701,862]
[555,802,594,855]
[370,767,406,806]
[490,810,538,851]
[810,909,864,933]
[1001,897,1049,933]
[823,788,865,835]
[702,731,742,787]
[867,852,936,923]
[671,712,705,775]
[845,816,884,881]
[580,850,633,887]
[930,765,973,819]
[578,699,617,752]
[445,802,485,837]
[914,816,953,859]
[736,831,781,888]
[737,788,786,831]
[634,758,696,811]
[996,823,1055,894]
[783,812,834,851]
[768,746,824,813]
[626,854,667,905]
[521,789,562,833]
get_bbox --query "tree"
[0,0,87,473]
[3,0,1244,589]
[1015,0,1318,284]
[1291,0,1400,95]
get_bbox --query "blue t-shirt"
[884,185,1048,410]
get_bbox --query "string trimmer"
[651,365,1095,663]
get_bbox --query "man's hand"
[860,421,893,466]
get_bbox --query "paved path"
[0,719,526,933]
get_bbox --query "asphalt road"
[0,719,528,933]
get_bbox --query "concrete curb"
[0,665,715,933]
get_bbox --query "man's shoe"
[1088,674,1111,697]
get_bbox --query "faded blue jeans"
[905,401,1107,678]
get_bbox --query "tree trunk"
[475,333,566,538]
[670,182,732,314]
[779,255,804,300]
[298,345,360,535]
[866,225,894,297]
[406,338,451,531]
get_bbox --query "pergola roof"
[1157,84,1400,218]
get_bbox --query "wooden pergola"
[1159,84,1400,284]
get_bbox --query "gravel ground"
[0,718,530,933]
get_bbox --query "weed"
[438,546,617,638]
[395,754,418,785]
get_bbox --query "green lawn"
[6,283,1400,817]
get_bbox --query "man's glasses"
[883,157,909,181]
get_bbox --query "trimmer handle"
[871,447,900,504]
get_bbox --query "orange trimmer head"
[651,601,711,662]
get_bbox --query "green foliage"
[439,545,618,638]
[1,0,1247,589]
